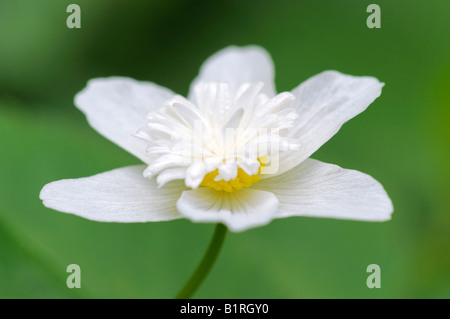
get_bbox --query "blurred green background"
[0,0,449,298]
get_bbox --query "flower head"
[40,46,393,232]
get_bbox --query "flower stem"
[175,223,228,299]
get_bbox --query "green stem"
[175,223,228,299]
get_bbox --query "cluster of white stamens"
[136,82,299,190]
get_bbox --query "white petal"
[185,162,208,189]
[176,188,279,232]
[156,167,187,188]
[234,82,265,111]
[254,158,393,221]
[189,46,276,100]
[193,82,233,119]
[274,71,384,176]
[217,162,238,181]
[143,154,188,178]
[222,108,243,132]
[40,166,186,222]
[75,77,175,164]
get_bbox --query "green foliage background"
[0,0,449,298]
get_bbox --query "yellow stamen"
[200,157,266,192]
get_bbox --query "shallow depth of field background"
[0,0,449,298]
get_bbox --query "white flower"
[40,45,393,232]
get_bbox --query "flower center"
[137,81,299,190]
[200,158,266,192]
